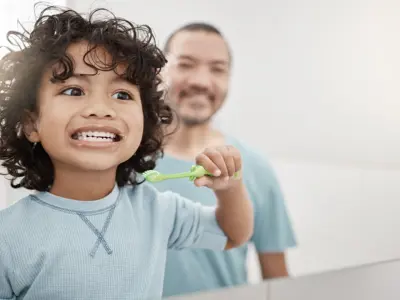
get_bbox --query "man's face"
[163,31,230,126]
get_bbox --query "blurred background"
[1,0,400,285]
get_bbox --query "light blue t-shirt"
[154,136,297,297]
[0,182,227,300]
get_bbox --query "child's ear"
[22,111,40,143]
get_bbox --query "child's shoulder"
[120,181,177,209]
[124,181,174,197]
[0,195,35,237]
[0,195,33,218]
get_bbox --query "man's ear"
[22,111,40,143]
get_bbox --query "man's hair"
[0,5,173,191]
[163,22,231,59]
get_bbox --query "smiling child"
[0,5,253,300]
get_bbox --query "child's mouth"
[71,131,122,142]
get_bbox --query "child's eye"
[61,87,84,96]
[112,91,133,101]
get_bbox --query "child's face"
[28,41,144,173]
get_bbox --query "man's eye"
[212,67,227,74]
[112,91,132,101]
[178,63,193,70]
[61,87,84,96]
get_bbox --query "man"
[155,23,297,297]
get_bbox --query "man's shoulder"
[225,134,282,197]
[226,135,273,171]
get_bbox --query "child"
[0,5,253,300]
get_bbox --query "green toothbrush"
[142,165,240,183]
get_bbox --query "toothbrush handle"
[160,166,240,182]
[162,171,195,180]
[204,172,241,178]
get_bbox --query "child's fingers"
[229,146,242,176]
[221,146,236,177]
[196,149,226,176]
[194,176,214,187]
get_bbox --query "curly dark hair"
[0,4,173,191]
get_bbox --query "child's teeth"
[75,131,117,141]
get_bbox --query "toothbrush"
[142,165,240,183]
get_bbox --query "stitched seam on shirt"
[77,206,115,257]
[29,194,120,216]
[29,194,119,257]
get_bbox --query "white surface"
[247,158,400,279]
[273,159,400,276]
[2,0,399,283]
[168,258,400,300]
[168,282,268,300]
[268,258,400,300]
[0,176,7,210]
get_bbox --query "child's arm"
[166,145,253,252]
[192,146,254,250]
[214,182,253,249]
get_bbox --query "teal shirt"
[0,183,227,300]
[154,136,297,297]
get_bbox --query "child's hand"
[194,145,242,190]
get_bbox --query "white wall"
[0,176,6,210]
[65,0,400,279]
[2,0,400,282]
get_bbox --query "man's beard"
[167,91,226,128]
[179,114,213,127]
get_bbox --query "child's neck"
[50,167,117,201]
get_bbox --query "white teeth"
[75,131,117,142]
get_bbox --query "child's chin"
[82,163,119,172]
[71,157,122,173]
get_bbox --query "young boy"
[0,6,253,300]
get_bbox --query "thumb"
[194,176,214,188]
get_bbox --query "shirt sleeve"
[0,240,16,300]
[166,192,227,251]
[250,157,297,253]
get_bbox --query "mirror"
[1,0,399,299]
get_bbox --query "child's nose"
[81,98,117,119]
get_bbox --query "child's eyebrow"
[110,76,132,85]
[71,73,91,82]
[57,73,133,86]
[51,73,92,84]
